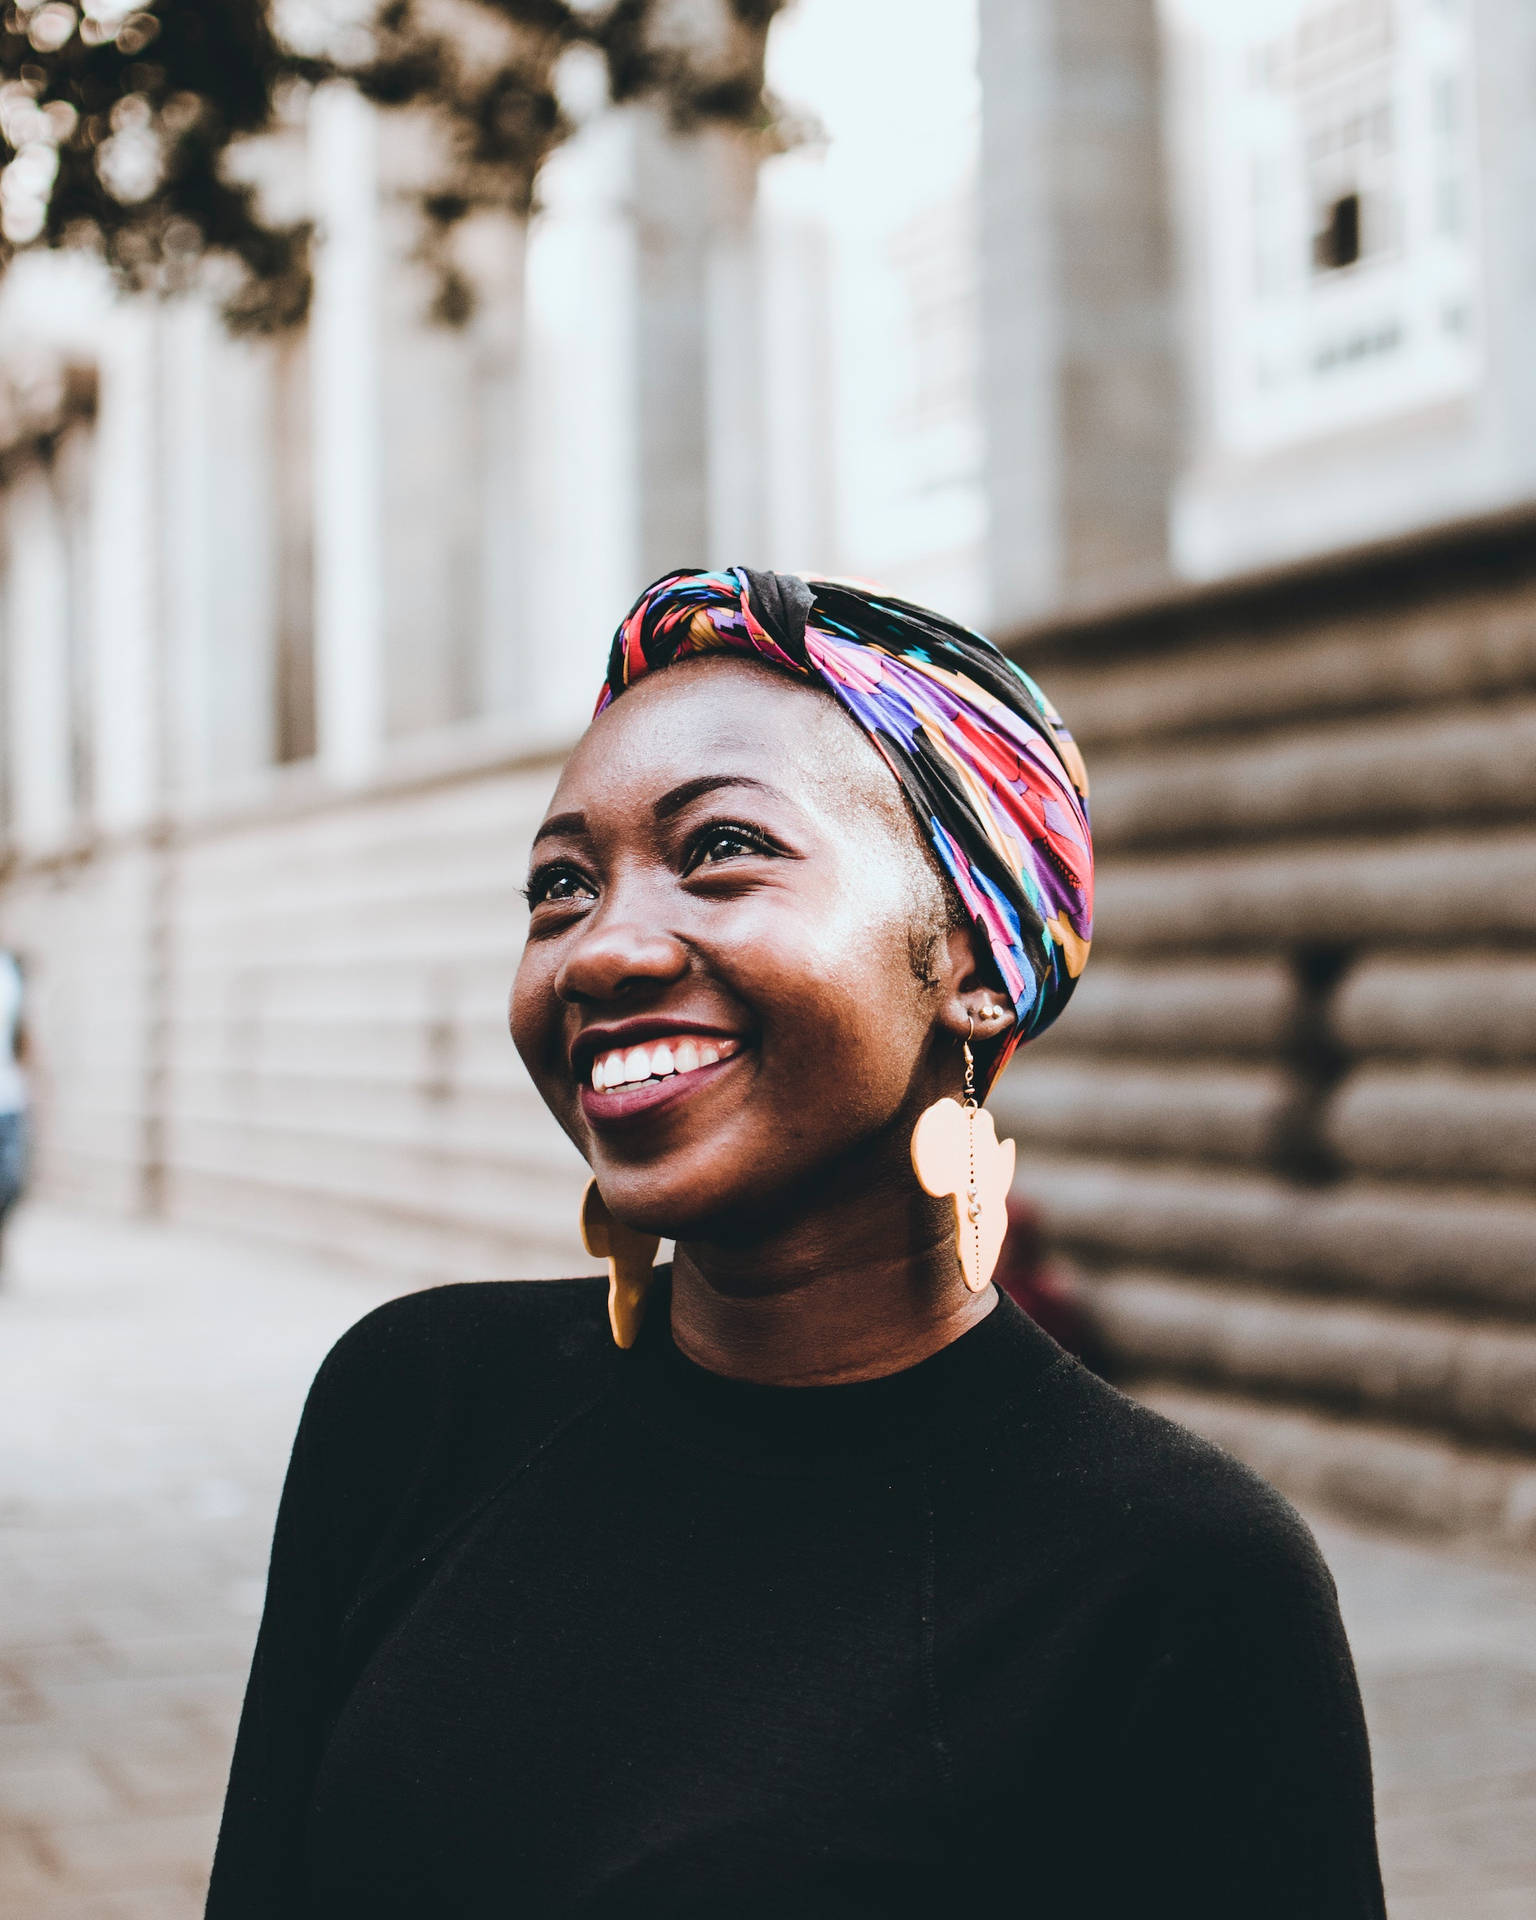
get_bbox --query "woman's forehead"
[549,660,896,825]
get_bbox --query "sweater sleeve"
[204,1297,446,1918]
[1101,1517,1387,1920]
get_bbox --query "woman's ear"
[936,921,1013,1043]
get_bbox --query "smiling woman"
[207,570,1386,1919]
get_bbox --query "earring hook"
[962,1013,977,1109]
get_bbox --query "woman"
[0,947,28,1278]
[208,568,1385,1917]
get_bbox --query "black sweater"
[207,1275,1386,1918]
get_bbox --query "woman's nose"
[555,890,690,1005]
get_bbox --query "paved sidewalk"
[1,1205,1534,1917]
[0,1205,402,1918]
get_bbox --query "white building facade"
[0,0,993,862]
[1164,0,1536,576]
[0,0,1532,1293]
[4,0,1535,854]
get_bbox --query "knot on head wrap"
[595,566,1094,1088]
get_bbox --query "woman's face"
[510,659,968,1242]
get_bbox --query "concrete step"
[1335,953,1536,1063]
[1012,1154,1536,1312]
[1138,1382,1536,1556]
[169,1015,460,1082]
[166,1074,566,1159]
[172,886,525,969]
[165,1027,530,1095]
[1078,1269,1536,1449]
[167,1166,590,1284]
[995,1059,1292,1166]
[164,1112,588,1237]
[175,766,549,896]
[1090,700,1536,852]
[1326,1066,1536,1183]
[999,1057,1536,1185]
[32,1154,143,1213]
[171,955,517,1024]
[1098,826,1536,951]
[1026,948,1536,1069]
[1025,957,1296,1058]
[1041,587,1536,747]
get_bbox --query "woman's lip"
[578,1047,748,1125]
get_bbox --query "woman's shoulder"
[313,1274,613,1410]
[328,1274,611,1359]
[280,1278,618,1589]
[1000,1347,1334,1597]
[295,1276,617,1486]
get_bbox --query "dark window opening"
[1314,192,1362,272]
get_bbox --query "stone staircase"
[993,509,1536,1551]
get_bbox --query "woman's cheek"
[509,950,566,1097]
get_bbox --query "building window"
[1315,190,1363,271]
[1187,0,1482,456]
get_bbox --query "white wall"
[762,0,989,625]
[4,468,73,851]
[1166,0,1536,578]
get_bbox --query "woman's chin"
[585,1150,778,1248]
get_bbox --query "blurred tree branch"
[0,0,794,332]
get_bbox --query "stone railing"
[995,506,1536,1551]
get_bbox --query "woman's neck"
[668,1180,996,1386]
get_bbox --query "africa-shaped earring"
[910,1015,1016,1293]
[580,1178,661,1348]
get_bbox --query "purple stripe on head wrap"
[596,567,1094,1091]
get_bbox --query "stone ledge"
[1014,1155,1536,1311]
[1088,700,1536,853]
[1097,826,1536,950]
[1079,1270,1536,1447]
[1137,1382,1536,1555]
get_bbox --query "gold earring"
[909,1015,1016,1293]
[580,1178,660,1348]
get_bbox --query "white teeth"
[587,1035,736,1092]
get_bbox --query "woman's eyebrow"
[532,809,586,847]
[531,776,780,848]
[652,774,781,823]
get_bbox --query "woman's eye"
[524,865,594,909]
[687,825,772,871]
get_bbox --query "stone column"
[203,330,280,781]
[517,99,768,734]
[473,320,525,720]
[631,110,713,581]
[467,217,525,721]
[757,147,836,579]
[154,300,278,796]
[704,127,767,566]
[977,0,1178,624]
[517,110,642,738]
[4,465,73,851]
[90,304,160,832]
[309,81,385,783]
[159,298,213,798]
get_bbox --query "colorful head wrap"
[595,567,1093,1089]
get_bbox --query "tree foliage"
[0,0,788,330]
